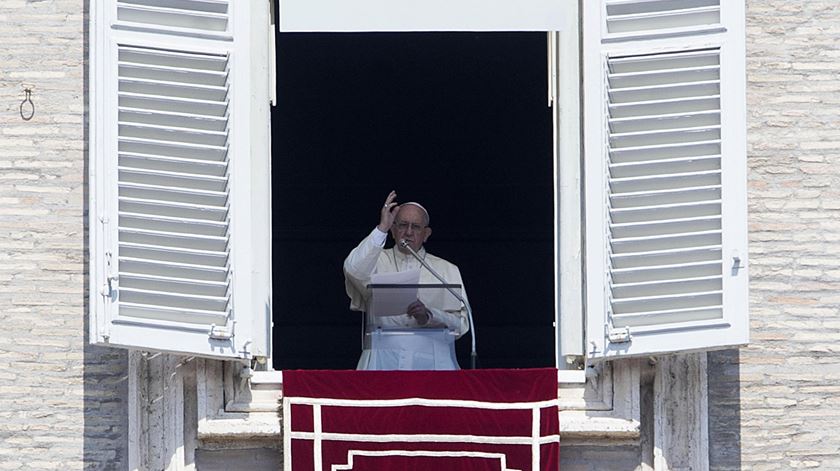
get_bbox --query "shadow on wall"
[708,349,742,470]
[83,3,130,468]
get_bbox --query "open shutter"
[90,0,271,359]
[584,0,747,359]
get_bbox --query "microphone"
[400,240,478,369]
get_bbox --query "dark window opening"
[271,32,554,369]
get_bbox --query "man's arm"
[343,191,400,310]
[343,226,387,286]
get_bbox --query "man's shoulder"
[425,251,458,269]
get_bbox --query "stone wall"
[708,1,840,469]
[0,0,128,469]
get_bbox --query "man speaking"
[344,190,470,370]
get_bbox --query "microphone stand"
[400,240,477,369]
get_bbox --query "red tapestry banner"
[282,368,559,471]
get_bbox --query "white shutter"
[277,0,572,32]
[90,0,271,359]
[583,0,747,359]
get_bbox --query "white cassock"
[344,227,469,370]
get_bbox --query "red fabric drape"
[283,368,559,471]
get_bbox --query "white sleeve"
[343,227,387,311]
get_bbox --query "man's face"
[390,205,432,253]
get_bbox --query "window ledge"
[210,367,637,442]
[251,370,587,384]
[196,411,640,442]
[558,413,640,439]
[198,414,281,440]
[236,370,588,413]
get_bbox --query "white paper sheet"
[368,269,421,317]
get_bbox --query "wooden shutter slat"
[610,140,720,163]
[610,80,719,103]
[611,200,720,223]
[611,231,721,254]
[612,306,722,328]
[120,287,229,312]
[609,170,720,193]
[117,5,228,32]
[610,110,720,134]
[610,185,720,208]
[610,154,719,176]
[119,93,227,116]
[119,198,227,221]
[119,183,227,207]
[611,215,721,239]
[610,259,722,284]
[119,228,228,252]
[120,272,228,297]
[119,78,228,102]
[612,244,721,265]
[118,64,227,87]
[119,154,227,176]
[118,167,228,191]
[607,8,719,34]
[119,257,228,282]
[119,138,228,161]
[612,274,721,298]
[119,303,229,325]
[612,290,721,314]
[119,45,228,69]
[118,123,228,147]
[120,243,228,266]
[609,96,720,118]
[119,109,227,132]
[119,211,227,236]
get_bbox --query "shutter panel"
[90,0,271,359]
[584,0,747,359]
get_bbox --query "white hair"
[400,202,430,226]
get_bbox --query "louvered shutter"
[583,0,748,359]
[90,0,271,359]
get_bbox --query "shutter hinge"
[209,322,234,340]
[732,250,745,275]
[607,326,632,344]
[100,251,118,298]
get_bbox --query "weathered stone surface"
[0,0,127,469]
[708,1,840,469]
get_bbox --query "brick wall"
[0,0,127,469]
[708,1,840,469]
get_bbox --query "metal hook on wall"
[20,87,35,121]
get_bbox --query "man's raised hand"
[377,190,399,232]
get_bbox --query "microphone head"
[399,239,409,248]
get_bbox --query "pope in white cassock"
[344,191,470,370]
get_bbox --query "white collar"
[392,245,426,264]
